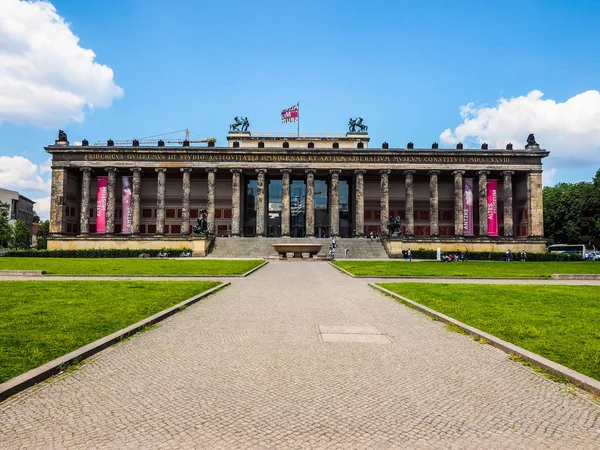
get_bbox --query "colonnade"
[58,166,543,238]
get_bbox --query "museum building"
[46,129,548,255]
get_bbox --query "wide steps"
[207,237,389,259]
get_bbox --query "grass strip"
[335,261,600,278]
[377,282,600,381]
[0,258,263,276]
[0,280,220,383]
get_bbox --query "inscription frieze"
[49,151,538,166]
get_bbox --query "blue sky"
[1,0,600,218]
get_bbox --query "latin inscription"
[81,153,514,164]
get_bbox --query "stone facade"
[45,131,549,253]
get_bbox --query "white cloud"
[32,195,50,220]
[0,0,123,127]
[440,90,600,166]
[543,168,556,187]
[0,156,51,192]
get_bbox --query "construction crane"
[92,129,216,146]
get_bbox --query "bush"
[395,248,582,262]
[5,248,192,258]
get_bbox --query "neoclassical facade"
[46,131,548,254]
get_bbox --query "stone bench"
[272,244,323,259]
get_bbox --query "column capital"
[155,168,167,173]
[205,167,218,174]
[329,169,342,175]
[501,171,514,176]
[105,167,117,173]
[80,166,92,173]
[354,169,366,175]
[403,169,416,176]
[280,168,292,174]
[130,167,142,173]
[379,169,391,175]
[305,168,316,175]
[428,170,440,175]
[230,168,243,174]
[477,170,489,176]
[255,168,267,174]
[180,167,193,173]
[452,170,465,176]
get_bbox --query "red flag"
[281,104,299,124]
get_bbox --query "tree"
[543,169,600,250]
[37,220,50,250]
[11,219,32,250]
[0,201,11,248]
[32,210,41,223]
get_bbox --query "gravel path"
[1,261,599,449]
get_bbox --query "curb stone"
[0,282,230,403]
[370,283,600,397]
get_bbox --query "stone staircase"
[207,237,389,259]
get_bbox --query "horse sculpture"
[348,117,368,133]
[230,116,250,132]
[387,215,402,237]
[193,209,209,235]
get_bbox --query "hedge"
[4,248,192,258]
[393,248,582,262]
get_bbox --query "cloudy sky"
[1,0,599,219]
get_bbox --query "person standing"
[344,248,349,258]
[521,250,527,262]
[407,248,412,262]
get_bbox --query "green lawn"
[377,283,600,381]
[334,261,600,278]
[0,281,221,383]
[0,258,264,276]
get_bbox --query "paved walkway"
[1,262,599,449]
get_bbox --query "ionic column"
[130,168,142,234]
[478,171,489,236]
[255,169,267,236]
[527,170,544,237]
[49,167,67,234]
[305,169,315,237]
[404,170,415,236]
[453,170,464,236]
[329,169,341,236]
[155,168,167,235]
[354,170,366,237]
[281,169,291,237]
[79,167,92,235]
[380,170,391,236]
[105,167,117,234]
[429,171,440,236]
[502,171,514,237]
[231,169,242,236]
[181,168,192,235]
[206,168,217,235]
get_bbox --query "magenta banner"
[487,179,498,236]
[463,178,473,235]
[281,103,299,123]
[122,176,132,233]
[96,176,108,233]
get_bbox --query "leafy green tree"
[36,220,50,250]
[11,219,32,250]
[0,201,11,248]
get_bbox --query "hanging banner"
[122,176,133,233]
[487,179,498,236]
[463,178,473,235]
[96,176,108,233]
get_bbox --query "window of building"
[170,224,181,234]
[142,208,153,218]
[147,224,156,234]
[357,142,364,149]
[333,142,339,149]
[258,141,265,148]
[166,208,176,219]
[308,142,314,149]
[190,209,199,219]
[283,142,289,148]
[233,141,240,148]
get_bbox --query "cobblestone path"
[1,262,599,449]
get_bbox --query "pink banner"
[96,176,108,233]
[463,178,473,235]
[122,176,132,233]
[281,104,299,123]
[487,180,498,236]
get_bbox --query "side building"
[0,188,36,226]
[45,130,548,255]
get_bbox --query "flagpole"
[297,101,300,138]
